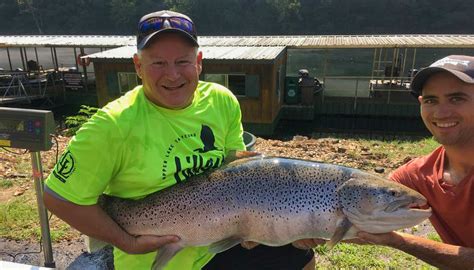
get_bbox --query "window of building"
[204,74,246,96]
[118,72,140,94]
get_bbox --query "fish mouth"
[384,198,429,213]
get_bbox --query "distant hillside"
[1,0,472,35]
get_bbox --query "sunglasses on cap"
[138,16,197,41]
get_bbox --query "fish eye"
[388,189,398,197]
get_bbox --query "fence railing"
[318,76,419,117]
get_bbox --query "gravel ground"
[0,238,87,269]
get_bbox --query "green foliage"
[0,0,472,35]
[64,105,98,137]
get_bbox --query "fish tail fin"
[326,217,353,250]
[84,235,110,253]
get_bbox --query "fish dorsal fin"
[326,217,353,249]
[151,243,183,270]
[208,237,242,254]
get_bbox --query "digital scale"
[0,107,56,268]
[0,108,55,151]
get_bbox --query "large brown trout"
[99,156,431,269]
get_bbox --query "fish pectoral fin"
[208,237,242,254]
[84,235,109,253]
[151,243,183,270]
[326,217,353,250]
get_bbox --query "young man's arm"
[43,191,179,254]
[358,231,474,270]
[292,232,474,269]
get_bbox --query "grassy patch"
[361,137,439,161]
[0,194,39,240]
[314,243,436,269]
[427,232,442,242]
[0,190,77,241]
[0,178,13,188]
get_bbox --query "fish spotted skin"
[99,156,431,267]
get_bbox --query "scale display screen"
[0,107,55,151]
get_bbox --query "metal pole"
[20,47,26,71]
[50,47,55,70]
[7,47,12,70]
[24,47,29,69]
[79,47,89,92]
[401,48,408,78]
[371,48,377,79]
[34,47,40,69]
[73,47,79,71]
[53,48,59,71]
[30,151,56,268]
[411,48,417,72]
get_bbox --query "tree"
[16,0,44,34]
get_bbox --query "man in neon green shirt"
[44,10,314,270]
[44,9,243,269]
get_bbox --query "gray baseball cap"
[411,55,474,95]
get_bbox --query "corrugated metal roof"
[198,35,474,48]
[1,34,473,48]
[0,35,135,48]
[86,45,286,61]
[201,46,285,60]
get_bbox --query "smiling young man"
[357,55,474,269]
[291,55,474,269]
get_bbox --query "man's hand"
[356,231,401,247]
[119,234,180,254]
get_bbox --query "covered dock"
[0,35,135,108]
[1,34,474,134]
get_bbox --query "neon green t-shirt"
[46,81,246,269]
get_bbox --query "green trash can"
[284,77,300,105]
[243,131,256,151]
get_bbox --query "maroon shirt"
[390,146,474,247]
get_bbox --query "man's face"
[133,33,202,109]
[418,72,474,147]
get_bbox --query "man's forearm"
[43,191,132,250]
[389,232,474,270]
